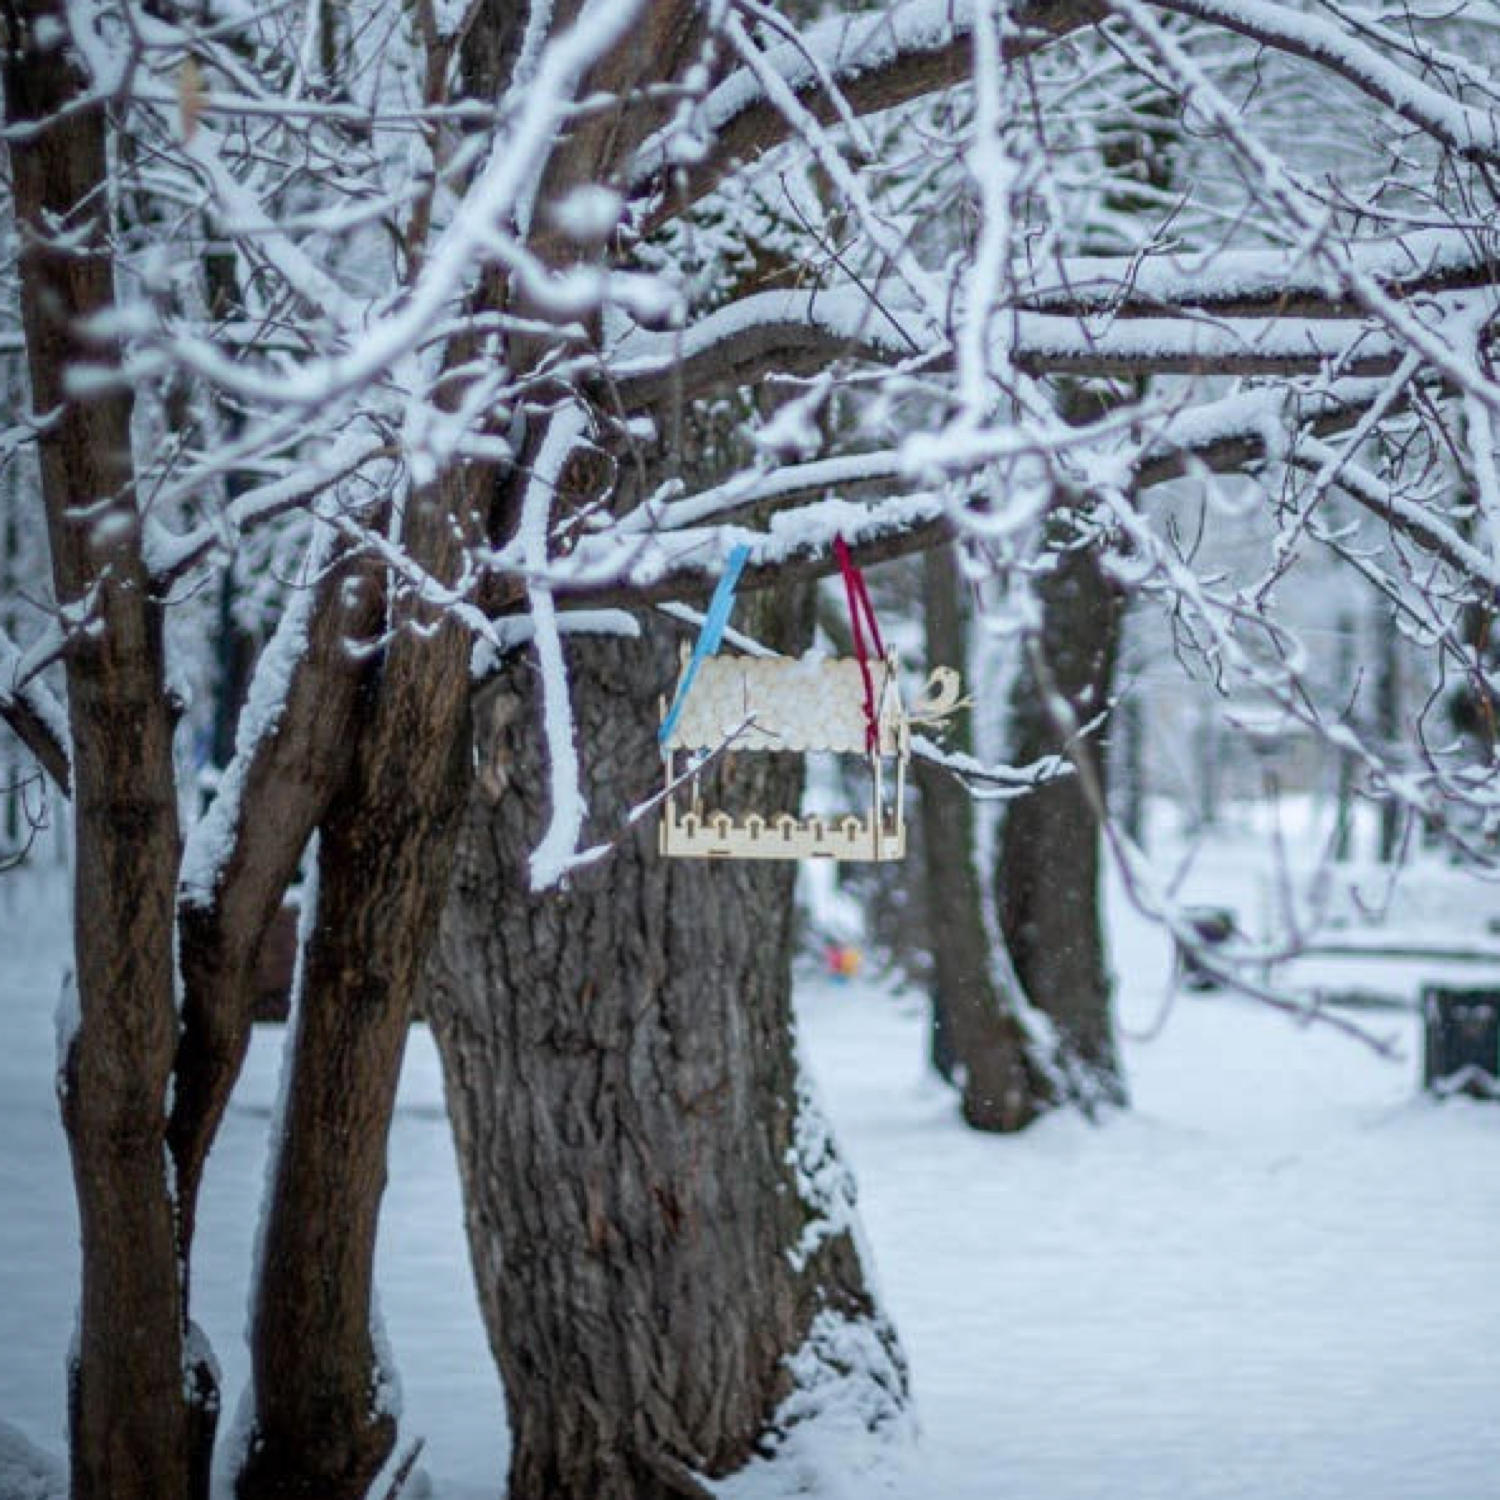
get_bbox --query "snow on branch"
[1015,230,1500,324]
[522,406,593,891]
[1149,0,1500,166]
[1295,436,1500,593]
[96,0,652,435]
[178,529,335,912]
[622,451,914,537]
[0,627,71,797]
[630,0,1500,237]
[1106,0,1500,419]
[911,734,1073,800]
[610,289,1422,423]
[26,0,1500,898]
[511,492,952,611]
[630,0,1101,227]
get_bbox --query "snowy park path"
[2,863,1498,1499]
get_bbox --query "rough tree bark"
[3,3,192,1496]
[424,595,907,1500]
[996,532,1128,1110]
[987,88,1174,1110]
[238,476,481,1500]
[915,545,1051,1131]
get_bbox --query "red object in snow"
[823,943,863,982]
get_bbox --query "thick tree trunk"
[3,5,193,1496]
[996,537,1128,1110]
[425,606,906,1500]
[221,0,709,1474]
[239,480,479,1500]
[916,546,1050,1131]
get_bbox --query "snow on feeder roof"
[659,654,905,756]
[656,540,964,862]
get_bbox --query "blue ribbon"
[659,544,751,744]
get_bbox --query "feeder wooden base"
[660,809,906,861]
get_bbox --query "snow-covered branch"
[0,626,71,796]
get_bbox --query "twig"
[381,1439,426,1500]
[1025,636,1402,1059]
[556,715,761,878]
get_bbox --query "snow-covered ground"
[2,815,1499,1500]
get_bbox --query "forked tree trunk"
[239,481,479,1500]
[916,545,1050,1130]
[171,545,384,1299]
[425,609,907,1500]
[996,536,1128,1110]
[4,6,193,1496]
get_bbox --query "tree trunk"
[171,545,384,1291]
[425,605,906,1500]
[1115,689,1145,847]
[239,478,479,1500]
[996,537,1128,1111]
[4,5,193,1496]
[1193,703,1219,833]
[1374,598,1403,862]
[915,545,1050,1131]
[1,350,26,852]
[1333,611,1356,860]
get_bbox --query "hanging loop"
[833,534,886,753]
[659,544,751,745]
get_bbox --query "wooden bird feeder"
[658,648,962,862]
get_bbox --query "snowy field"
[2,817,1499,1500]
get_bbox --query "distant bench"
[1293,938,1500,964]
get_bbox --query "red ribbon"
[833,534,886,753]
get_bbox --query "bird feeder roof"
[662,654,904,755]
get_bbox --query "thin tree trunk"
[171,546,383,1288]
[1333,611,1356,861]
[1116,690,1145,847]
[3,4,192,1495]
[1194,705,1219,832]
[996,537,1128,1110]
[1375,599,1403,862]
[425,602,906,1500]
[1,351,23,851]
[916,545,1050,1130]
[238,477,479,1500]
